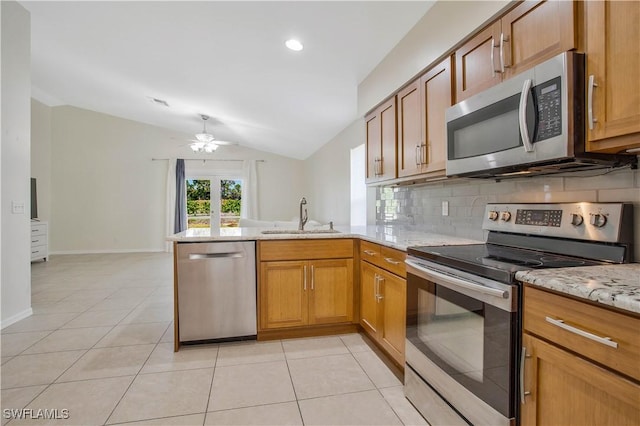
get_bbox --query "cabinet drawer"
[259,239,353,261]
[31,234,47,246]
[360,240,383,265]
[361,241,406,277]
[380,246,406,278]
[524,286,640,381]
[31,223,47,236]
[31,246,47,260]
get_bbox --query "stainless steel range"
[404,202,634,426]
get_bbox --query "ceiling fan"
[189,114,237,153]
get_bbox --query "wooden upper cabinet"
[585,0,640,153]
[397,56,453,178]
[365,97,397,183]
[455,21,502,102]
[420,56,453,177]
[397,80,422,177]
[502,0,577,79]
[456,0,577,102]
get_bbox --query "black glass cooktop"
[407,244,607,284]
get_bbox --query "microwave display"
[536,77,562,141]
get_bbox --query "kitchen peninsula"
[169,226,481,356]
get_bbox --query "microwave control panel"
[535,76,562,141]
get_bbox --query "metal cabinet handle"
[518,79,534,153]
[499,32,510,73]
[588,75,598,130]
[384,257,400,265]
[490,36,496,76]
[378,157,383,176]
[545,316,618,348]
[377,276,384,302]
[303,265,307,290]
[363,250,377,256]
[415,145,421,167]
[520,347,531,404]
[374,274,380,300]
[311,265,315,290]
[420,143,427,166]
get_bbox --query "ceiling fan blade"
[212,140,238,146]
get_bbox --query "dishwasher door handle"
[188,252,244,260]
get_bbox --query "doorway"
[186,178,243,229]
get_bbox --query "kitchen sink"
[261,229,341,235]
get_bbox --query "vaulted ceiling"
[22,1,434,159]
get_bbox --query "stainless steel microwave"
[445,51,635,178]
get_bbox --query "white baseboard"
[1,307,33,330]
[50,248,165,255]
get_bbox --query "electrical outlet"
[442,201,449,216]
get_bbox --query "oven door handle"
[406,259,509,299]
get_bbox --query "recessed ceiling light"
[285,39,303,52]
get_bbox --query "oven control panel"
[483,202,632,243]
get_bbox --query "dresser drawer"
[31,223,47,236]
[31,246,47,260]
[31,234,47,246]
[524,285,640,381]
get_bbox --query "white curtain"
[241,159,259,219]
[164,158,177,252]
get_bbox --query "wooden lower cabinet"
[360,261,406,365]
[260,261,308,329]
[258,240,355,334]
[521,333,640,425]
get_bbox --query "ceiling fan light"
[204,143,218,153]
[195,132,215,143]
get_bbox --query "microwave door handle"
[519,78,534,153]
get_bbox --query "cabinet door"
[377,270,406,365]
[365,111,381,182]
[502,0,577,79]
[455,21,502,102]
[397,80,423,178]
[586,0,640,152]
[521,333,640,426]
[360,262,379,336]
[308,259,354,325]
[365,98,397,183]
[420,56,453,177]
[259,261,308,329]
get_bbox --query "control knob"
[590,213,607,228]
[488,211,499,221]
[570,213,584,226]
[500,211,512,222]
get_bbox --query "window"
[186,178,243,229]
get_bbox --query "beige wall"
[1,1,32,327]
[305,0,510,225]
[31,99,52,222]
[37,105,304,253]
[357,0,510,116]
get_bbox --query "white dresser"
[31,221,48,262]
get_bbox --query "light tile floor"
[1,253,427,426]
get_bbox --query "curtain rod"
[152,158,265,162]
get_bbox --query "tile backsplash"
[376,167,640,261]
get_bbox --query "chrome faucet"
[298,197,308,231]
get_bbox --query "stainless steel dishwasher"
[176,241,256,343]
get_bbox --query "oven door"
[405,257,519,426]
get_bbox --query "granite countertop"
[167,225,482,251]
[516,264,640,314]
